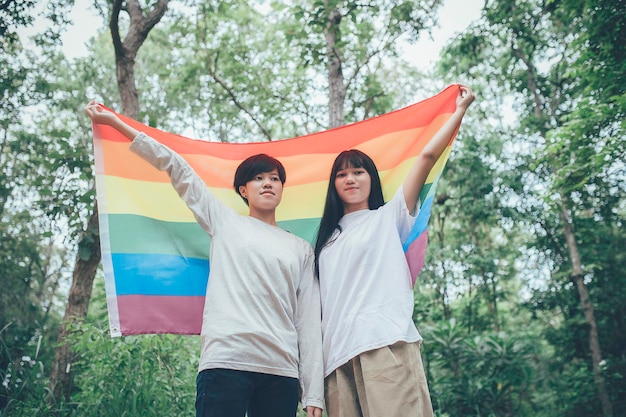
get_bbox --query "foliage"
[0,282,61,414]
[3,279,199,416]
[435,0,626,415]
[166,0,320,141]
[3,321,198,417]
[1,0,83,412]
[284,0,444,123]
[67,322,198,417]
[1,0,625,416]
[418,117,524,330]
[424,319,539,416]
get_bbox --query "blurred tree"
[0,0,77,412]
[286,0,444,127]
[438,0,625,415]
[48,0,169,404]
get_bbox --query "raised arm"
[84,100,140,140]
[84,100,231,236]
[402,85,475,213]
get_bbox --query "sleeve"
[386,187,419,244]
[294,245,325,410]
[129,132,233,236]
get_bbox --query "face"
[238,169,284,211]
[334,166,371,213]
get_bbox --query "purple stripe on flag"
[405,231,429,286]
[117,294,205,335]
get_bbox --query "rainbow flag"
[92,85,462,337]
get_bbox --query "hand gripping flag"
[92,84,463,337]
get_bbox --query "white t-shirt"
[130,133,324,409]
[318,188,421,377]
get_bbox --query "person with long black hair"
[314,85,475,417]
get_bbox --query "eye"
[336,172,346,178]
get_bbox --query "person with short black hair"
[84,101,324,417]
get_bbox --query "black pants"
[195,368,299,417]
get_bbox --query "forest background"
[1,0,624,416]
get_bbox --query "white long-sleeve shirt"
[130,133,324,409]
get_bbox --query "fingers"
[459,85,474,98]
[84,101,106,114]
[84,102,95,115]
[457,85,475,107]
[85,102,101,111]
[83,101,109,123]
[305,406,323,417]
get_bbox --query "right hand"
[84,100,140,141]
[305,406,322,417]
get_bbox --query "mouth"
[260,191,275,195]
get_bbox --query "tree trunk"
[560,198,613,417]
[110,0,169,120]
[484,275,500,332]
[117,54,139,119]
[435,221,451,321]
[48,206,100,403]
[47,0,169,405]
[324,4,345,128]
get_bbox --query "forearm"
[129,133,216,234]
[402,111,461,210]
[295,266,324,409]
[109,116,141,141]
[296,317,324,409]
[402,86,473,209]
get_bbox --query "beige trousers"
[324,341,433,417]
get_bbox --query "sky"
[405,0,484,70]
[58,0,484,69]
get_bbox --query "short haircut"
[233,154,286,205]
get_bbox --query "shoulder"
[381,187,416,216]
[280,229,314,256]
[290,232,314,252]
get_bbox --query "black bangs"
[234,154,286,190]
[335,150,368,171]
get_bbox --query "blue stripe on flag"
[403,195,434,252]
[112,253,209,296]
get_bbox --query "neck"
[248,208,278,226]
[343,201,369,215]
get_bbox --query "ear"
[238,185,248,199]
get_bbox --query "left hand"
[456,84,475,111]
